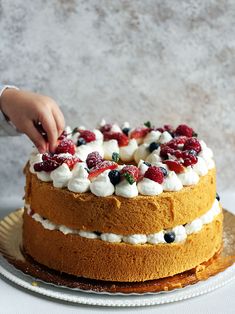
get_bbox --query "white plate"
[0,254,235,307]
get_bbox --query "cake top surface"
[29,120,215,198]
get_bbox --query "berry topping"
[103,132,129,147]
[55,139,76,155]
[112,152,120,162]
[34,159,60,172]
[122,127,130,136]
[175,124,194,137]
[120,165,139,185]
[166,136,187,149]
[144,166,164,184]
[79,130,96,143]
[183,138,201,153]
[164,231,175,243]
[108,170,121,186]
[216,193,220,201]
[100,123,112,133]
[88,161,118,180]
[181,150,198,167]
[148,142,160,153]
[160,145,175,159]
[130,127,150,140]
[164,160,185,173]
[86,151,103,169]
[77,138,86,146]
[58,130,68,140]
[53,155,80,170]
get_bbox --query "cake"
[23,121,223,284]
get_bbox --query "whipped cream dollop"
[37,171,52,182]
[145,149,161,164]
[193,156,208,176]
[144,130,161,144]
[199,140,215,170]
[138,160,149,176]
[115,180,138,198]
[134,143,149,164]
[177,167,199,186]
[26,199,221,245]
[137,178,163,196]
[90,170,114,196]
[68,164,90,193]
[103,140,119,160]
[50,164,72,188]
[119,139,138,162]
[159,131,173,144]
[163,171,183,191]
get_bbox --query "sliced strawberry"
[55,139,76,155]
[164,160,185,174]
[88,161,118,180]
[120,165,139,184]
[103,132,129,147]
[130,127,150,140]
[53,155,81,170]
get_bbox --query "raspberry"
[33,162,44,172]
[144,166,164,184]
[183,138,201,153]
[160,145,175,159]
[55,139,76,155]
[88,161,118,180]
[79,130,96,143]
[164,160,185,173]
[86,151,103,169]
[120,165,139,184]
[42,159,61,172]
[130,127,150,140]
[167,136,187,149]
[103,132,129,147]
[100,123,112,133]
[42,152,53,161]
[175,124,194,137]
[53,155,81,170]
[181,151,198,167]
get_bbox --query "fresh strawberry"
[79,130,96,143]
[100,123,112,133]
[86,151,103,169]
[164,160,185,173]
[103,132,129,147]
[120,165,139,184]
[144,166,164,184]
[88,161,118,180]
[55,139,76,155]
[166,136,187,149]
[175,124,194,137]
[183,138,201,153]
[130,127,150,140]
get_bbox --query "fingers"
[23,121,47,153]
[52,106,65,137]
[40,111,58,152]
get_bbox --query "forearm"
[0,84,20,136]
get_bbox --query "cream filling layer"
[25,199,221,245]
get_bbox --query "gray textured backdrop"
[0,0,235,198]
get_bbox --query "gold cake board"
[0,209,234,294]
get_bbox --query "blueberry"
[216,193,220,201]
[164,231,175,243]
[122,127,130,136]
[188,149,197,156]
[108,170,121,186]
[77,137,86,146]
[159,167,168,177]
[149,142,160,153]
[94,231,101,236]
[143,161,151,167]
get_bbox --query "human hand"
[0,89,65,153]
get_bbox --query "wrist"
[0,86,19,116]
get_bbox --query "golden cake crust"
[23,210,223,282]
[24,166,216,234]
